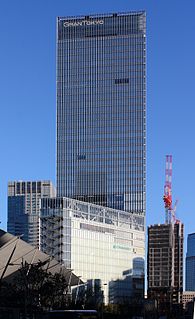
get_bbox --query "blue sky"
[0,0,195,252]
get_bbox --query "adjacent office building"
[40,197,145,302]
[56,12,146,213]
[147,223,184,307]
[186,233,195,291]
[7,181,56,246]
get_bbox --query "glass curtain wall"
[56,12,146,214]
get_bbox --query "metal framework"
[0,229,80,289]
[163,155,179,224]
[41,197,145,231]
[163,155,173,224]
[40,197,145,263]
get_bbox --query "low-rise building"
[182,291,195,309]
[109,257,144,304]
[40,197,145,303]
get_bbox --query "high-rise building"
[40,11,146,302]
[186,233,195,291]
[7,181,56,246]
[40,197,145,302]
[56,12,146,213]
[147,223,184,308]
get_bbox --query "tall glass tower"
[56,12,146,214]
[186,233,195,291]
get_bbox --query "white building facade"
[40,197,145,301]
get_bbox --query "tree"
[0,260,69,315]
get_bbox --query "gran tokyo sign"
[63,19,104,27]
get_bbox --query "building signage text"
[63,19,104,27]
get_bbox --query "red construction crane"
[163,155,179,224]
[163,155,172,223]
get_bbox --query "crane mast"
[163,155,180,224]
[163,155,173,224]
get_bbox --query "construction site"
[147,155,184,316]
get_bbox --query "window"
[115,78,129,84]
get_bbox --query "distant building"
[109,257,144,304]
[7,181,56,246]
[186,233,195,291]
[72,279,104,307]
[40,197,145,303]
[182,291,195,309]
[147,223,184,307]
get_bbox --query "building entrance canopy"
[0,229,81,287]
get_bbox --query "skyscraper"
[56,12,146,214]
[186,233,195,291]
[7,181,56,246]
[147,223,184,309]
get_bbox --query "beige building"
[40,197,145,303]
[182,291,195,309]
